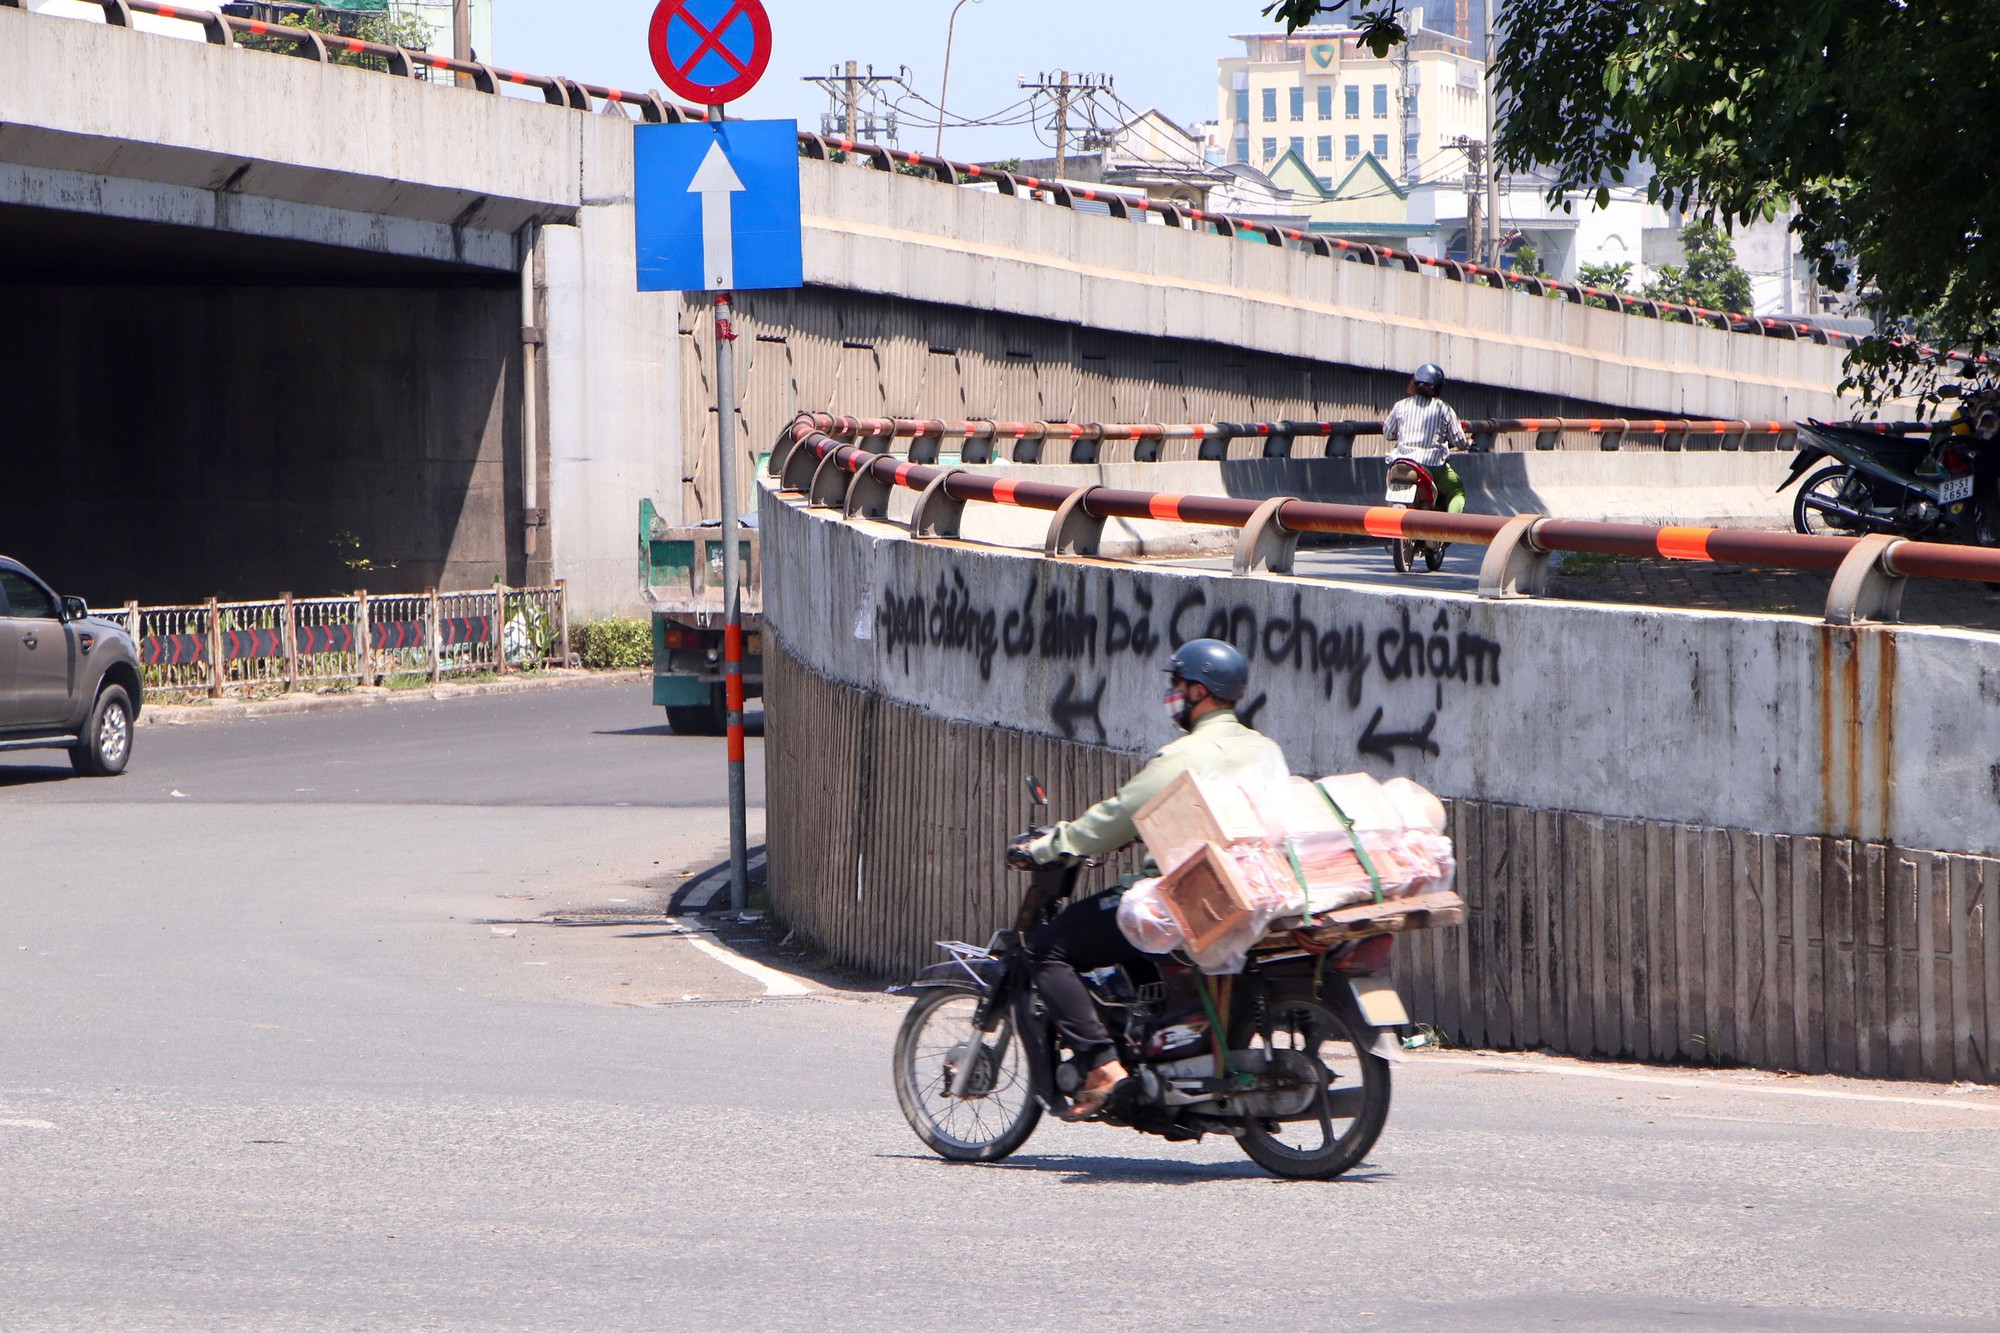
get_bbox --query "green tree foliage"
[240,6,436,71]
[1261,0,2000,402]
[1641,222,1754,314]
[1577,261,1633,294]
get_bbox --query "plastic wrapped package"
[1312,772,1404,830]
[1115,878,1186,953]
[1382,777,1448,834]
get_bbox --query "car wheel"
[69,684,134,777]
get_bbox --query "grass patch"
[1554,550,1630,578]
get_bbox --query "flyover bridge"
[2,0,1855,612]
[10,1,1996,1089]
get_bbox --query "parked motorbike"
[891,778,1404,1180]
[1783,384,2000,546]
[1383,455,1448,573]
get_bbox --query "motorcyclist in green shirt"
[1015,639,1288,1119]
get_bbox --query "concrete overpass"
[0,2,1857,613]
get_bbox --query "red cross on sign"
[648,0,772,107]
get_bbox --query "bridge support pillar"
[1825,534,1908,625]
[1478,514,1554,599]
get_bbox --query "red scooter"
[1383,456,1448,573]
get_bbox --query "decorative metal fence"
[95,583,570,700]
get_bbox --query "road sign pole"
[711,106,749,917]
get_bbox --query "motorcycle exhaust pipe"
[1801,496,1898,532]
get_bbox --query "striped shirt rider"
[1383,394,1470,470]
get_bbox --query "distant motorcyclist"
[1383,362,1470,514]
[1010,639,1288,1120]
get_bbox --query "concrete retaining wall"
[761,476,2000,1081]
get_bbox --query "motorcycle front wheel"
[893,986,1041,1163]
[1232,997,1390,1180]
[1388,537,1412,573]
[1793,465,1870,536]
[1422,542,1446,572]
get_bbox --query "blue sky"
[491,0,1285,161]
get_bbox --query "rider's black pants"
[1025,887,1148,1071]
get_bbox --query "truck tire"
[664,683,728,735]
[69,684,134,777]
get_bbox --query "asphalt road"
[5,681,2000,1330]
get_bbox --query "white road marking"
[0,1117,57,1129]
[684,934,813,997]
[1416,1054,2000,1114]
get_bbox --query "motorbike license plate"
[1349,976,1409,1028]
[1386,485,1418,505]
[1940,475,1975,504]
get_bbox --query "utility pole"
[1017,71,1113,182]
[1054,71,1070,179]
[803,63,906,144]
[1455,135,1486,266]
[452,0,472,89]
[1482,0,1501,267]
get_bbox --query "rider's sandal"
[1059,1077,1126,1122]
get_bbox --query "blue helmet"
[1165,638,1249,701]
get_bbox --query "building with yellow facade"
[1214,10,1487,189]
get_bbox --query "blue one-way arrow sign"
[634,119,803,293]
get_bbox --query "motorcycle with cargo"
[891,774,1464,1180]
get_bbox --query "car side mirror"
[61,596,89,623]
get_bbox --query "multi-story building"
[1213,8,1486,189]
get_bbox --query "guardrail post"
[1044,487,1106,558]
[1477,515,1554,600]
[205,597,223,698]
[1323,428,1355,459]
[1825,534,1908,625]
[94,0,131,26]
[1260,428,1295,459]
[1010,431,1044,464]
[843,455,893,521]
[1231,497,1299,576]
[556,579,571,668]
[778,437,822,492]
[281,592,298,693]
[493,582,510,675]
[808,448,857,510]
[355,589,372,687]
[427,588,442,685]
[910,469,969,539]
[1198,425,1236,462]
[1533,427,1561,451]
[1470,426,1497,453]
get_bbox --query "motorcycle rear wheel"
[1793,465,1869,537]
[1232,997,1390,1180]
[1388,537,1412,574]
[893,986,1041,1163]
[1422,542,1446,572]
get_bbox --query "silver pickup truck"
[0,557,143,776]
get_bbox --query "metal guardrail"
[17,0,1989,372]
[793,411,1933,463]
[93,583,569,699]
[768,415,2000,628]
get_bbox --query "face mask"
[1162,686,1194,730]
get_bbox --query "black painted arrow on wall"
[1049,674,1107,743]
[1357,707,1440,763]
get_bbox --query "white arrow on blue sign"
[634,119,803,293]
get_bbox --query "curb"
[139,669,651,728]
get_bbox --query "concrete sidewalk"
[138,668,650,727]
